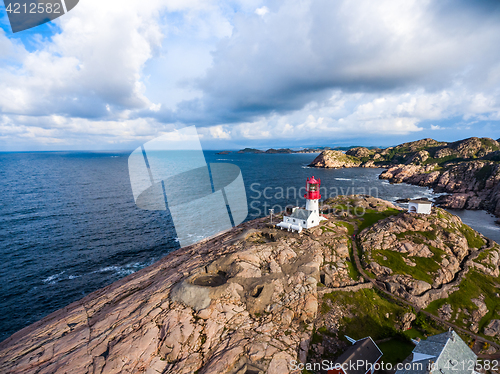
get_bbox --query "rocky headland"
[2,195,500,373]
[309,137,500,217]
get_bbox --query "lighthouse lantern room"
[305,176,321,216]
[276,176,326,233]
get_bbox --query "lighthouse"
[305,176,321,216]
[276,176,326,233]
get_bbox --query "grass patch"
[358,208,401,233]
[311,329,323,344]
[336,221,354,236]
[422,155,465,166]
[476,247,499,270]
[459,224,485,248]
[403,328,425,340]
[323,289,411,341]
[320,302,332,314]
[413,312,446,336]
[425,271,500,335]
[347,239,362,280]
[372,249,440,284]
[395,230,437,241]
[378,338,415,365]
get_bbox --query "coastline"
[2,197,500,373]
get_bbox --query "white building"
[276,176,325,233]
[408,199,432,214]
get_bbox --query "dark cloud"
[148,0,500,126]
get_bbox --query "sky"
[1,0,500,151]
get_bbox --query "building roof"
[307,176,320,184]
[395,330,476,374]
[331,337,382,374]
[409,199,432,205]
[288,208,313,220]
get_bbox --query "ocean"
[0,151,499,341]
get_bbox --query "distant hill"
[237,145,381,154]
[237,148,264,153]
[309,137,500,217]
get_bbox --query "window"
[311,220,314,223]
[293,219,295,222]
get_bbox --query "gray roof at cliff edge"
[395,330,477,374]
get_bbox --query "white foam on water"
[42,271,65,284]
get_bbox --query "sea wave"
[42,271,65,284]
[92,261,155,278]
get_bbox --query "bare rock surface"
[358,207,491,308]
[308,150,362,168]
[485,319,500,337]
[0,211,359,374]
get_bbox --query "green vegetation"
[404,328,425,339]
[480,138,500,151]
[320,301,332,314]
[335,221,354,236]
[426,271,500,335]
[422,155,464,166]
[323,289,412,341]
[378,338,415,364]
[459,224,485,248]
[320,225,335,233]
[369,224,447,284]
[476,246,499,270]
[346,239,362,280]
[395,230,437,241]
[311,328,323,344]
[475,164,494,182]
[413,312,445,336]
[358,208,400,233]
[372,249,441,284]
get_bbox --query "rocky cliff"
[358,205,500,337]
[1,196,499,373]
[308,150,361,168]
[0,212,359,374]
[310,137,500,217]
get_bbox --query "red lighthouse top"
[304,176,321,200]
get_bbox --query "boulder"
[485,319,500,337]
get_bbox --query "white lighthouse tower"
[305,176,321,215]
[276,176,325,233]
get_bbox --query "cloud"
[431,125,445,130]
[1,0,500,150]
[255,6,269,16]
[161,0,500,127]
